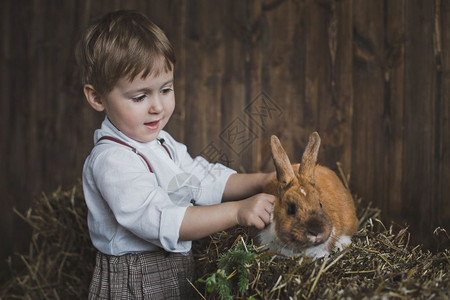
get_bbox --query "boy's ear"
[83,84,105,112]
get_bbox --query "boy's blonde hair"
[76,10,175,96]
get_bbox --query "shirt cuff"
[159,205,192,252]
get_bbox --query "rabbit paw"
[335,235,352,251]
[303,240,331,259]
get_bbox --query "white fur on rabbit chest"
[259,223,352,260]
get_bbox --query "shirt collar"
[94,116,160,148]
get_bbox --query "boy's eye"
[131,94,146,102]
[161,88,172,94]
[161,87,173,94]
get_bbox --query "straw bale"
[1,183,96,299]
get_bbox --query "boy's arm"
[179,193,275,241]
[222,172,275,202]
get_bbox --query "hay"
[192,198,450,299]
[1,183,96,299]
[1,182,449,299]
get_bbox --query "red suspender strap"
[157,138,172,160]
[97,136,154,173]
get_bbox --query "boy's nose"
[148,96,163,114]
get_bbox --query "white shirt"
[82,118,236,255]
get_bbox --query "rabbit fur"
[259,132,358,259]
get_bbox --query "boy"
[76,10,275,299]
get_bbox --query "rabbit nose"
[307,229,321,237]
[307,230,324,244]
[306,217,327,243]
[306,218,324,235]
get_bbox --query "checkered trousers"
[88,250,195,299]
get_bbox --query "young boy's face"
[99,68,175,143]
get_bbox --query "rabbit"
[259,132,359,259]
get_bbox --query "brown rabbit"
[259,132,358,259]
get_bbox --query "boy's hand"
[236,193,276,230]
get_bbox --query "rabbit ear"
[271,135,295,187]
[299,132,321,184]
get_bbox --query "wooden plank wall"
[1,0,449,279]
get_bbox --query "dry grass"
[0,183,95,299]
[192,198,450,299]
[0,181,448,299]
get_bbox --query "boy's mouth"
[144,120,160,130]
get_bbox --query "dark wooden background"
[1,0,449,282]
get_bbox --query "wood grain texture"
[383,0,405,228]
[404,0,439,247]
[440,0,450,247]
[1,0,449,277]
[351,0,386,222]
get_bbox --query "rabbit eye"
[319,202,323,209]
[287,203,297,216]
